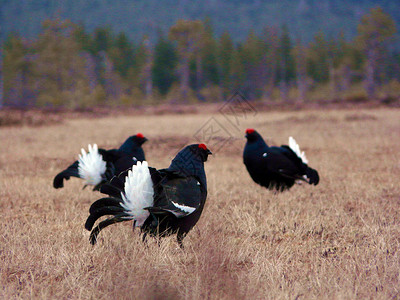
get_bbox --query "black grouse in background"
[243,128,319,192]
[85,143,212,248]
[53,133,148,191]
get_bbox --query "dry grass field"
[1,107,399,299]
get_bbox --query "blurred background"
[0,0,399,108]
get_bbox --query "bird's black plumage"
[53,133,148,190]
[85,143,212,247]
[243,129,319,191]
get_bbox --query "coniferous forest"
[1,5,399,108]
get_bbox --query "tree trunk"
[180,54,190,102]
[296,45,307,103]
[328,60,338,100]
[280,59,288,102]
[364,48,376,100]
[196,52,202,92]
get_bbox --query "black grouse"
[53,133,148,190]
[85,143,212,248]
[243,128,319,191]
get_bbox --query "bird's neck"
[169,156,206,183]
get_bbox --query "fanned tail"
[78,144,107,186]
[53,161,80,188]
[85,161,154,245]
[85,197,134,245]
[120,161,154,227]
[289,137,308,164]
[89,217,130,245]
[85,197,127,230]
[306,167,319,185]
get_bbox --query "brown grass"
[1,107,399,299]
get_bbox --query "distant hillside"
[1,0,399,43]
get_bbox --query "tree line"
[1,6,398,108]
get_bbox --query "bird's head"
[245,128,262,142]
[118,133,148,154]
[176,144,212,163]
[196,143,212,162]
[133,133,148,145]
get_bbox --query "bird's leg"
[142,232,148,244]
[177,233,185,249]
[132,220,137,233]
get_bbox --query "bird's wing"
[131,147,146,162]
[98,148,125,162]
[53,160,80,188]
[279,145,305,166]
[147,170,202,218]
[113,155,139,175]
[263,148,304,179]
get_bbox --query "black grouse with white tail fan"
[53,133,148,190]
[243,129,319,191]
[85,143,212,247]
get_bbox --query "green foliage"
[1,7,399,107]
[201,20,220,86]
[152,35,178,95]
[109,32,135,79]
[35,19,90,108]
[217,31,234,91]
[306,32,331,83]
[277,25,296,83]
[357,7,397,50]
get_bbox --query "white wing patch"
[289,137,308,164]
[78,144,107,185]
[171,201,196,214]
[263,153,267,157]
[120,161,154,227]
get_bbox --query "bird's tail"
[78,144,107,186]
[53,161,80,188]
[85,197,133,245]
[85,161,154,245]
[306,167,319,185]
[289,136,308,164]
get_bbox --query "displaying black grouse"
[85,143,212,248]
[243,128,319,191]
[53,133,148,190]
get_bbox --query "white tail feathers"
[78,144,107,185]
[120,161,154,227]
[289,137,309,164]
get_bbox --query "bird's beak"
[143,137,148,142]
[207,149,212,155]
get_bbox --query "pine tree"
[109,32,135,79]
[169,19,204,102]
[356,7,397,99]
[261,26,279,100]
[278,25,295,101]
[152,34,178,95]
[217,31,234,95]
[200,19,219,89]
[35,18,89,107]
[3,33,36,106]
[241,30,267,99]
[306,31,330,83]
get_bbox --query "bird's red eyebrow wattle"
[198,143,207,150]
[246,128,255,134]
[136,133,144,138]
